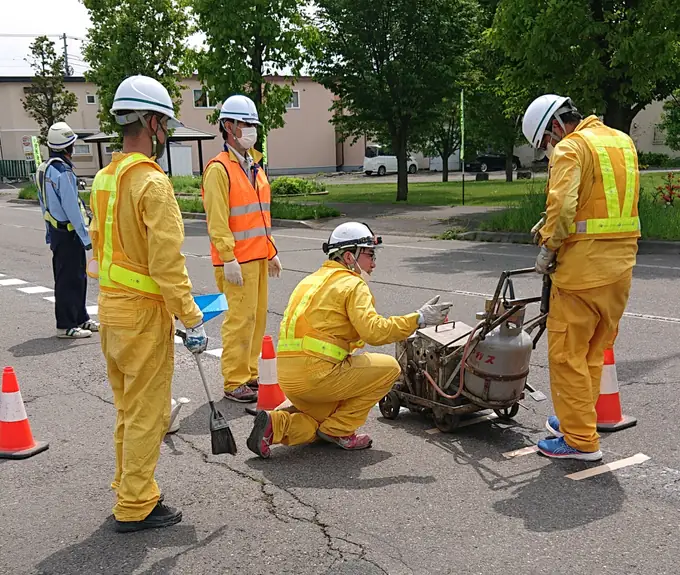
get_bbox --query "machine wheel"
[494,403,520,420]
[379,391,401,420]
[433,412,460,433]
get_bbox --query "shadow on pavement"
[7,336,100,357]
[34,517,198,575]
[246,446,436,490]
[172,397,252,437]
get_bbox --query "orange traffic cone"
[255,336,286,411]
[595,348,637,432]
[0,367,49,459]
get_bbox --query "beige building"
[0,75,366,178]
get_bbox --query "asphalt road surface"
[1,196,679,575]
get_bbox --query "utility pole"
[61,33,70,77]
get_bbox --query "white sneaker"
[57,327,92,339]
[80,320,100,332]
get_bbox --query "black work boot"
[114,501,182,533]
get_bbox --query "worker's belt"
[44,212,74,232]
[277,336,350,362]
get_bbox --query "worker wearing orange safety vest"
[201,94,281,403]
[522,95,640,462]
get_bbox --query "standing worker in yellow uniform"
[246,222,453,458]
[201,94,281,403]
[89,75,208,532]
[522,94,640,462]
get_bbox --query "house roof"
[83,125,216,143]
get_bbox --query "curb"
[180,212,315,229]
[8,198,39,205]
[454,230,680,255]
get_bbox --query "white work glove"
[184,322,208,354]
[535,245,557,275]
[416,295,452,327]
[268,255,282,278]
[531,212,546,245]
[223,259,243,286]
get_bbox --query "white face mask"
[237,126,257,150]
[545,142,555,159]
[350,254,372,283]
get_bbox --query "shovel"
[176,329,237,455]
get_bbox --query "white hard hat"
[323,222,383,256]
[110,75,182,128]
[47,122,78,150]
[219,94,261,125]
[522,94,574,148]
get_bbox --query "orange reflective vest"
[87,152,164,301]
[201,151,276,265]
[277,265,365,363]
[563,125,641,243]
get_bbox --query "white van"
[363,144,418,176]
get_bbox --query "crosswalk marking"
[18,286,53,294]
[0,278,27,286]
[44,296,56,303]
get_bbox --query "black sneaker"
[114,501,182,533]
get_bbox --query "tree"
[191,0,313,149]
[21,36,78,146]
[660,93,680,152]
[413,98,461,183]
[312,0,478,201]
[491,0,680,134]
[82,0,193,137]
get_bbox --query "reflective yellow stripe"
[38,159,76,232]
[277,336,349,361]
[568,130,639,235]
[93,153,161,294]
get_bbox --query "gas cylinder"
[463,304,534,407]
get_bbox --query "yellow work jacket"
[538,116,639,290]
[201,147,277,266]
[277,261,420,363]
[89,152,202,327]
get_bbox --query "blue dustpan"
[194,293,228,324]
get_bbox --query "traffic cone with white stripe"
[256,336,286,411]
[0,367,49,459]
[595,348,637,432]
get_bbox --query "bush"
[478,189,546,233]
[637,151,680,168]
[271,176,325,196]
[175,195,340,220]
[18,184,38,200]
[171,175,202,194]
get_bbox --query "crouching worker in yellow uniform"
[246,222,453,457]
[89,75,208,532]
[522,94,639,462]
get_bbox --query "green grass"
[477,172,680,240]
[170,175,202,194]
[18,184,38,200]
[175,196,340,220]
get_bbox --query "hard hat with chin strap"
[219,94,261,125]
[522,94,576,149]
[110,75,182,128]
[322,222,383,257]
[47,122,78,150]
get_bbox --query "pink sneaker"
[247,411,273,458]
[316,431,373,450]
[224,384,257,403]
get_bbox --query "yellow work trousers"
[100,298,174,522]
[270,353,401,445]
[214,259,268,392]
[547,272,632,452]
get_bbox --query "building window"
[193,89,213,108]
[86,94,97,105]
[72,142,92,156]
[286,90,300,109]
[104,144,115,154]
[653,124,666,145]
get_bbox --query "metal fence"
[0,159,36,180]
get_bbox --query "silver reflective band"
[233,226,271,241]
[230,202,270,216]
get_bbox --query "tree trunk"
[504,142,514,183]
[394,133,409,202]
[603,99,638,135]
[442,158,449,182]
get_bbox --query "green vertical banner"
[31,136,42,169]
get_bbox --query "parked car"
[363,144,418,176]
[465,153,522,173]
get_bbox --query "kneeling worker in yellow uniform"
[90,75,208,532]
[522,94,639,462]
[247,222,452,457]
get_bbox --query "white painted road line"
[18,286,53,294]
[0,278,27,286]
[205,348,223,357]
[502,445,539,459]
[86,305,98,316]
[0,273,5,277]
[566,453,651,481]
[44,296,56,303]
[174,335,183,344]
